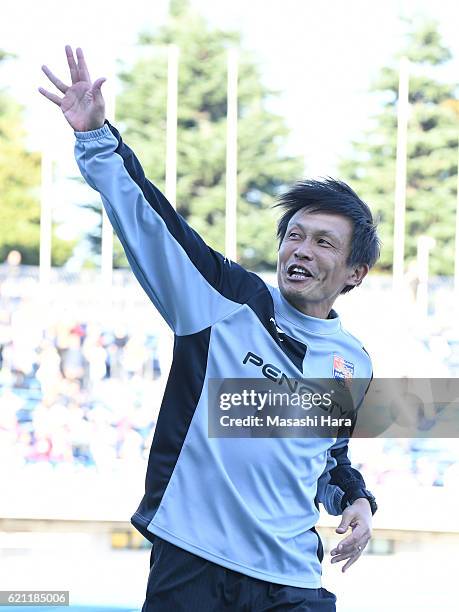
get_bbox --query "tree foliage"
[339,18,458,275]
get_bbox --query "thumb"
[336,513,352,534]
[92,77,106,96]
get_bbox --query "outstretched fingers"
[38,87,62,106]
[41,65,68,94]
[341,551,362,573]
[76,47,91,83]
[65,45,79,84]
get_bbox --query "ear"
[346,263,369,288]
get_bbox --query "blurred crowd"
[351,438,459,490]
[0,289,165,474]
[1,264,459,489]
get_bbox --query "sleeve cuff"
[341,487,378,515]
[74,123,111,141]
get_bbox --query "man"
[39,46,379,611]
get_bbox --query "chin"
[280,285,302,303]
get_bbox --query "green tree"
[339,18,458,275]
[0,51,75,265]
[85,0,303,270]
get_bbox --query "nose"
[294,237,314,260]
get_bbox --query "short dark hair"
[275,178,380,293]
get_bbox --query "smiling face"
[277,210,369,318]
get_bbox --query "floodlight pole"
[166,44,179,209]
[225,48,238,261]
[416,235,436,318]
[101,64,117,294]
[393,56,410,292]
[39,142,53,289]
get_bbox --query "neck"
[283,295,335,319]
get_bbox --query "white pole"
[393,56,410,292]
[101,208,113,291]
[454,139,459,295]
[416,235,436,318]
[101,62,117,294]
[225,48,238,261]
[166,44,179,208]
[39,144,53,288]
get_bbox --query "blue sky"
[1,0,458,240]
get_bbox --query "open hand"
[330,498,372,572]
[38,45,106,132]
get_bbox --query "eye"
[318,238,333,247]
[288,231,301,239]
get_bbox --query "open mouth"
[286,264,315,281]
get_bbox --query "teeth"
[289,266,310,276]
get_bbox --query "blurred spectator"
[0,288,162,476]
[0,266,457,491]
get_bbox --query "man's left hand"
[330,498,372,572]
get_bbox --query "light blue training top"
[74,121,373,588]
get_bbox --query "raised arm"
[39,47,262,335]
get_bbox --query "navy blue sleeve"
[317,373,376,516]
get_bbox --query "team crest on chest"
[333,355,354,381]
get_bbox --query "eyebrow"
[288,222,342,243]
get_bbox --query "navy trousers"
[141,536,337,611]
